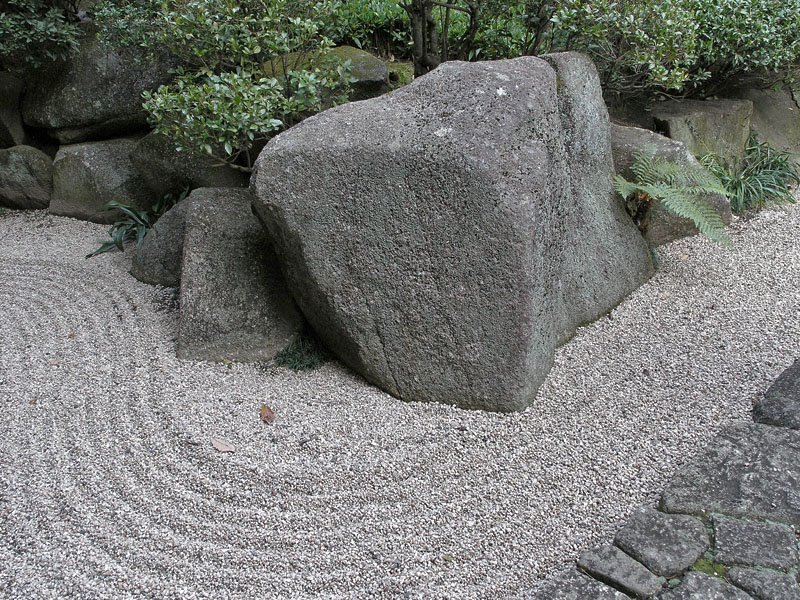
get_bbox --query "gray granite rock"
[658,572,753,599]
[50,137,153,223]
[651,99,753,170]
[251,53,653,412]
[713,515,798,571]
[130,132,249,199]
[130,198,196,287]
[578,544,664,598]
[0,72,27,149]
[610,123,732,246]
[727,566,800,600]
[753,360,800,430]
[614,507,709,577]
[0,145,52,209]
[530,567,631,599]
[21,24,175,143]
[661,423,800,527]
[177,188,304,362]
[330,46,390,100]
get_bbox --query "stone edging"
[533,359,800,599]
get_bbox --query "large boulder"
[611,124,732,246]
[0,145,53,209]
[0,73,27,149]
[177,188,304,362]
[651,99,753,169]
[130,197,196,287]
[50,137,153,223]
[251,52,654,412]
[21,24,175,143]
[130,132,249,198]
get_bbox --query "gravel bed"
[0,206,798,599]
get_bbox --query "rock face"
[723,81,800,166]
[130,198,195,287]
[21,24,174,143]
[0,73,27,149]
[130,132,249,198]
[753,359,800,429]
[330,46,390,100]
[611,124,732,246]
[0,145,53,209]
[651,99,753,169]
[252,53,653,412]
[50,137,153,223]
[177,188,304,362]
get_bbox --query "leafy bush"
[615,148,730,243]
[701,133,800,213]
[316,0,411,57]
[86,189,184,259]
[0,0,81,72]
[94,0,352,171]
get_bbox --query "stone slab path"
[532,360,800,599]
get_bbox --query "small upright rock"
[177,188,304,362]
[50,137,153,223]
[651,99,753,169]
[130,198,196,287]
[0,145,53,209]
[330,46,390,100]
[577,544,664,598]
[614,506,709,577]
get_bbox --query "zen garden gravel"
[1,203,799,599]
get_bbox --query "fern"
[614,147,730,244]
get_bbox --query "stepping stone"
[713,515,798,571]
[661,423,800,527]
[578,544,664,598]
[727,567,800,600]
[614,507,709,577]
[529,567,630,599]
[657,572,753,599]
[754,360,800,430]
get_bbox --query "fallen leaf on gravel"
[211,438,236,453]
[260,404,276,424]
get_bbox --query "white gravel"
[0,205,798,599]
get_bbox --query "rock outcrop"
[251,53,653,412]
[21,24,175,143]
[651,99,753,169]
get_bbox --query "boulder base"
[251,53,653,412]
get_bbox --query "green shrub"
[316,0,411,57]
[0,0,81,72]
[94,0,352,171]
[615,148,730,243]
[701,133,800,214]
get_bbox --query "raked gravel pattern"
[0,205,798,599]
